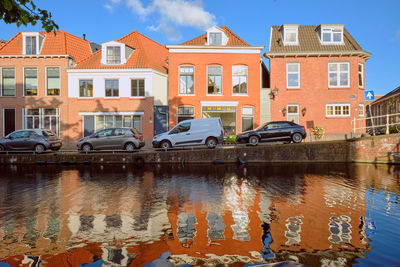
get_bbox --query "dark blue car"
[236,121,307,145]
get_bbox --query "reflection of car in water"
[0,129,62,153]
[367,127,386,136]
[236,121,307,145]
[152,118,225,149]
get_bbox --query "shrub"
[225,135,236,144]
[311,126,324,140]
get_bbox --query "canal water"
[0,163,399,267]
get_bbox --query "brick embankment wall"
[0,134,399,165]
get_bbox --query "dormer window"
[22,32,43,55]
[320,25,344,44]
[107,46,121,64]
[101,41,130,65]
[26,36,37,54]
[282,25,299,45]
[209,33,222,45]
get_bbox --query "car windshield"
[255,123,269,131]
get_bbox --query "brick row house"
[265,24,371,139]
[0,31,94,143]
[67,31,168,145]
[166,26,267,135]
[367,86,400,130]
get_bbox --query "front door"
[3,108,15,137]
[287,104,299,124]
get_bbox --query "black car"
[236,121,307,145]
[0,129,62,153]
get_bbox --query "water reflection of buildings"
[0,164,398,266]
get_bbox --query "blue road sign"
[364,90,375,101]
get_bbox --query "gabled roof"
[0,40,6,50]
[180,26,250,47]
[73,31,168,74]
[267,25,371,58]
[0,30,92,62]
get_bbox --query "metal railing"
[351,112,400,136]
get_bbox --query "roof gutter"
[264,50,372,59]
[166,45,264,50]
[0,54,71,59]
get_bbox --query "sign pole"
[364,90,376,136]
[369,100,375,136]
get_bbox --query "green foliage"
[0,0,58,32]
[311,126,324,140]
[225,135,236,144]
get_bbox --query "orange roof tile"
[181,26,250,46]
[74,31,168,74]
[0,30,92,62]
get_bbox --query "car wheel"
[34,144,45,154]
[292,133,303,143]
[249,136,259,146]
[82,143,92,153]
[125,142,136,152]
[160,140,171,150]
[0,145,5,152]
[206,137,217,149]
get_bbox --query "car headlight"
[241,133,249,137]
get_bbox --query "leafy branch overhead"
[0,0,58,32]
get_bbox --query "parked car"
[0,129,62,153]
[77,128,145,152]
[236,121,306,145]
[152,118,224,149]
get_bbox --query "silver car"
[0,129,62,153]
[77,128,145,152]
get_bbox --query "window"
[207,66,222,95]
[179,66,194,95]
[24,67,38,96]
[23,108,60,135]
[131,79,144,97]
[2,68,15,96]
[105,79,119,97]
[359,104,364,117]
[79,80,93,97]
[284,28,298,45]
[170,122,191,134]
[242,107,254,132]
[46,67,60,96]
[233,66,248,95]
[92,115,141,133]
[209,33,222,45]
[321,28,343,44]
[177,106,194,123]
[106,46,121,64]
[358,63,364,88]
[25,36,37,55]
[287,63,300,88]
[328,62,349,87]
[326,104,350,117]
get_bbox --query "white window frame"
[93,114,142,132]
[209,32,222,45]
[46,66,61,96]
[328,62,350,88]
[241,106,254,132]
[326,103,351,117]
[105,79,120,98]
[23,108,60,135]
[130,79,145,98]
[359,104,365,117]
[287,63,300,89]
[284,28,298,45]
[358,63,364,88]
[78,79,94,98]
[232,65,248,96]
[1,67,16,97]
[23,66,38,96]
[100,41,126,65]
[22,32,42,55]
[320,27,344,44]
[287,104,299,123]
[179,65,195,96]
[207,65,223,96]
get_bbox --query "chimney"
[83,34,86,40]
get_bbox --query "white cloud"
[105,0,217,40]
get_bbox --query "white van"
[152,118,224,149]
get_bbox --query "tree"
[0,0,58,32]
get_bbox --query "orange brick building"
[167,26,266,135]
[265,25,371,139]
[0,31,94,143]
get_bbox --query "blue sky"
[0,0,399,95]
